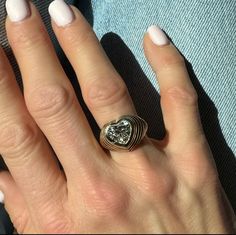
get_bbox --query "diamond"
[105,119,132,146]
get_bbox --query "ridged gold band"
[100,115,148,152]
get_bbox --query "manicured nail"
[0,191,4,204]
[6,0,30,22]
[147,25,169,46]
[49,0,75,27]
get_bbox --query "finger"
[0,171,31,233]
[6,1,104,179]
[0,46,64,206]
[49,1,136,128]
[48,1,163,169]
[144,25,205,151]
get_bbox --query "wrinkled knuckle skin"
[9,24,49,51]
[191,157,219,189]
[136,169,175,199]
[0,120,39,156]
[27,86,73,120]
[200,168,219,189]
[84,182,129,217]
[164,87,198,107]
[85,78,127,109]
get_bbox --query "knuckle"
[163,86,198,107]
[85,181,129,217]
[194,167,218,190]
[0,120,39,156]
[179,142,219,189]
[85,77,127,109]
[126,154,175,198]
[27,85,74,119]
[193,159,218,189]
[10,24,49,51]
[136,168,175,198]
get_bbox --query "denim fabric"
[0,0,235,232]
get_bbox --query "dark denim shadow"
[99,32,236,212]
[75,0,93,26]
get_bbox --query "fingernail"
[6,0,31,22]
[49,0,75,27]
[0,191,4,204]
[147,25,169,46]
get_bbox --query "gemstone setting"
[105,119,132,146]
[100,115,148,152]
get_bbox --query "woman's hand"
[0,0,235,233]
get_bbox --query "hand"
[0,1,235,233]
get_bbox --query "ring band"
[100,115,148,152]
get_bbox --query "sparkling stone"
[105,119,132,145]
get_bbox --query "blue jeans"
[0,0,235,233]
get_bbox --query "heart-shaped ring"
[100,115,148,152]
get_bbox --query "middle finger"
[49,1,137,129]
[49,1,164,166]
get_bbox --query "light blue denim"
[0,0,235,233]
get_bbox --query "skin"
[0,2,235,234]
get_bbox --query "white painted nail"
[49,0,75,27]
[147,25,169,46]
[0,191,4,204]
[6,0,30,22]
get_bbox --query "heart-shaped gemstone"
[104,119,132,146]
[100,115,148,152]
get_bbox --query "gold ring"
[100,115,148,152]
